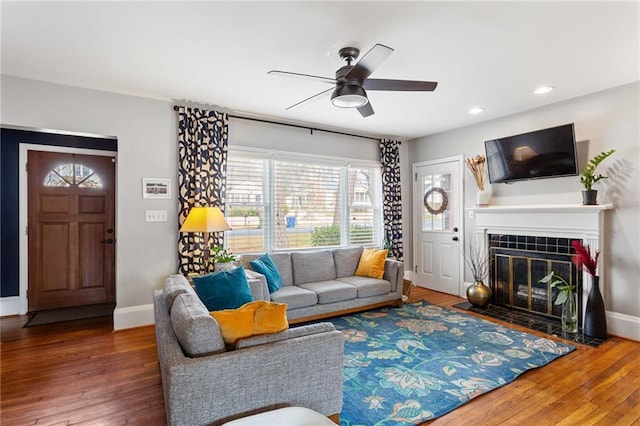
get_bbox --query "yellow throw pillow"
[210,300,288,346]
[355,248,388,279]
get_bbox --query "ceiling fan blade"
[345,44,394,82]
[364,79,438,92]
[268,70,336,85]
[357,102,374,118]
[286,87,334,110]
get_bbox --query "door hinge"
[25,162,29,172]
[415,265,417,273]
[25,225,28,236]
[415,172,417,181]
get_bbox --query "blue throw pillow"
[193,266,254,311]
[250,253,283,293]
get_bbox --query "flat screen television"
[484,123,578,184]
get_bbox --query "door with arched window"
[27,151,115,311]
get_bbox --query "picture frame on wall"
[142,178,171,199]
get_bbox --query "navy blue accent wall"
[0,128,117,297]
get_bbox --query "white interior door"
[413,156,463,296]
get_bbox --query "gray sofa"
[153,274,344,426]
[241,246,404,323]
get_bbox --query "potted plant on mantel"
[580,149,615,205]
[466,155,489,207]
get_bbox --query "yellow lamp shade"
[180,206,231,233]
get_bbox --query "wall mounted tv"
[484,123,578,184]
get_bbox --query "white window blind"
[348,165,382,246]
[225,154,268,253]
[226,149,383,253]
[273,158,342,249]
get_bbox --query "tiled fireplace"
[488,234,582,321]
[471,204,612,328]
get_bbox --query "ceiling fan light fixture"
[331,84,368,108]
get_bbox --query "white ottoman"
[222,406,337,426]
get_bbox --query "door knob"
[101,238,114,244]
[453,227,459,232]
[452,236,459,241]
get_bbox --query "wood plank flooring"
[1,287,639,425]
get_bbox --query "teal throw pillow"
[250,253,283,293]
[193,266,254,311]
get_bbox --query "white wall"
[407,82,640,340]
[229,117,380,161]
[0,75,387,328]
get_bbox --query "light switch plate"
[146,210,167,222]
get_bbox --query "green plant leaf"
[555,291,568,305]
[539,273,554,283]
[580,149,615,190]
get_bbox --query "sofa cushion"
[298,280,358,304]
[163,274,192,311]
[270,253,294,286]
[333,247,364,278]
[336,276,392,298]
[291,251,336,285]
[249,253,283,293]
[210,300,289,346]
[170,292,226,356]
[269,286,318,309]
[193,267,254,311]
[355,248,388,279]
[243,253,294,287]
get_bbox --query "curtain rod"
[173,105,381,142]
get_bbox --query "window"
[422,172,451,232]
[348,165,381,246]
[225,155,267,253]
[226,150,382,253]
[43,163,103,188]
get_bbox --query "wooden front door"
[27,151,115,311]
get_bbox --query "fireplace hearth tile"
[453,302,606,348]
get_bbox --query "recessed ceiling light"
[469,107,484,114]
[534,85,554,94]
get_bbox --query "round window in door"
[43,163,103,188]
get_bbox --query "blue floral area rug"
[331,301,576,425]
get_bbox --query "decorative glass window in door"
[422,173,451,231]
[43,163,103,188]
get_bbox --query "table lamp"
[180,206,231,271]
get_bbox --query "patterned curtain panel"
[380,139,403,261]
[176,106,229,275]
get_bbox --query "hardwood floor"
[1,288,639,425]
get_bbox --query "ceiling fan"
[268,43,438,118]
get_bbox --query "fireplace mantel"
[469,204,613,240]
[469,203,613,327]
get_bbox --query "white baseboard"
[113,304,154,330]
[606,311,640,342]
[0,296,21,317]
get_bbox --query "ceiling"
[1,1,638,139]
